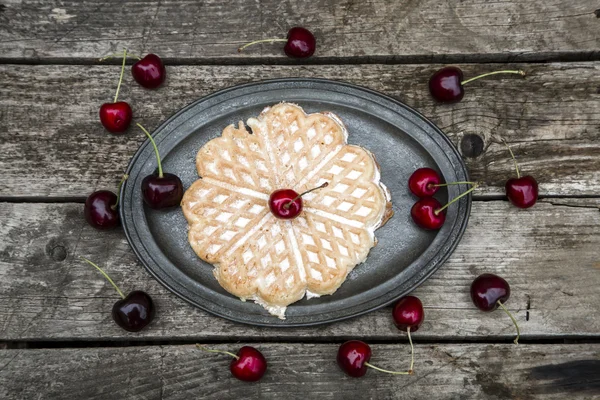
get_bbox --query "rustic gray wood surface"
[1,199,598,341]
[0,0,598,62]
[1,0,599,398]
[1,63,599,198]
[1,344,599,400]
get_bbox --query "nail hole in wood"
[594,9,600,18]
[460,134,484,158]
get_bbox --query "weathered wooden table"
[1,1,599,399]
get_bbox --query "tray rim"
[120,77,471,327]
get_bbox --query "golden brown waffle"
[181,103,392,318]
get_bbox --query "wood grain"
[0,199,598,341]
[0,0,598,62]
[1,343,599,399]
[0,63,599,198]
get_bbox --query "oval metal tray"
[121,78,471,327]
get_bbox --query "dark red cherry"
[470,273,510,312]
[411,197,446,230]
[284,27,316,58]
[392,296,424,332]
[429,67,464,103]
[337,340,372,378]
[112,290,155,332]
[141,173,183,209]
[99,101,132,133]
[131,54,166,89]
[506,176,538,209]
[269,189,302,219]
[409,168,441,197]
[230,346,268,382]
[84,190,119,229]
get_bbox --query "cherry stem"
[137,123,163,178]
[80,257,126,299]
[195,344,239,360]
[407,327,415,373]
[497,301,520,345]
[99,52,142,61]
[284,182,329,210]
[430,181,477,188]
[111,174,129,210]
[113,48,128,103]
[435,184,478,215]
[461,70,526,86]
[502,139,521,179]
[364,362,411,375]
[238,38,288,52]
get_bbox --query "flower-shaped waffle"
[181,103,392,318]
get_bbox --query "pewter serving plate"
[121,78,470,327]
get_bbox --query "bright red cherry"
[132,54,166,89]
[429,67,526,103]
[471,273,520,344]
[506,176,538,209]
[196,345,267,382]
[411,183,477,230]
[284,27,316,58]
[411,197,446,230]
[408,168,441,197]
[138,124,183,209]
[99,48,133,133]
[269,189,302,219]
[408,168,477,198]
[81,258,155,332]
[337,340,411,378]
[429,67,464,103]
[84,190,119,229]
[99,102,132,133]
[337,340,372,378]
[503,141,538,209]
[392,296,424,332]
[238,27,316,59]
[269,182,328,220]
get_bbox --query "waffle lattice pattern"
[182,103,391,317]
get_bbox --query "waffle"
[181,103,392,318]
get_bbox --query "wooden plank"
[0,62,598,198]
[0,199,598,341]
[0,0,598,62]
[1,343,598,399]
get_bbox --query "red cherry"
[138,124,184,209]
[84,190,119,229]
[196,345,267,382]
[503,141,538,208]
[337,340,372,378]
[141,173,183,209]
[99,102,132,133]
[238,27,316,59]
[429,67,464,103]
[81,258,155,332]
[284,27,316,58]
[392,296,424,332]
[506,176,538,208]
[269,182,328,220]
[408,168,441,197]
[132,54,166,89]
[230,346,268,382]
[470,273,520,344]
[470,273,510,312]
[429,67,526,103]
[269,189,302,219]
[411,197,446,230]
